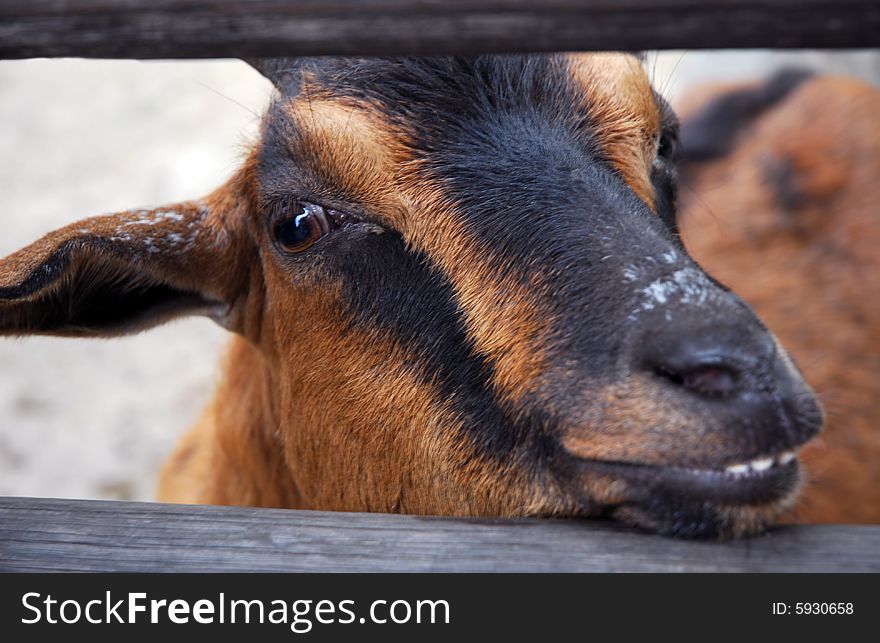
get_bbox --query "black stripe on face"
[327,226,558,468]
[419,133,672,381]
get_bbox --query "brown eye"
[274,202,351,253]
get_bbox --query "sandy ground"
[1,51,878,502]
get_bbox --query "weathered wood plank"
[0,497,878,572]
[0,0,878,60]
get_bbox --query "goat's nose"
[636,312,822,451]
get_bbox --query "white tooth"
[726,463,750,475]
[778,451,796,465]
[751,457,774,472]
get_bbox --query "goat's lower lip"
[582,457,801,505]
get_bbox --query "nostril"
[682,364,739,396]
[654,363,740,398]
[638,321,770,402]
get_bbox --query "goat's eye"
[657,133,677,161]
[273,202,350,253]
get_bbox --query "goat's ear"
[0,195,248,338]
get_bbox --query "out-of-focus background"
[1,51,879,501]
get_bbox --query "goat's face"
[0,54,822,538]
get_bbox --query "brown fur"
[569,53,662,209]
[680,75,880,524]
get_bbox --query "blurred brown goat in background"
[678,71,880,524]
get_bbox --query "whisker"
[192,78,259,118]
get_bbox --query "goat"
[678,71,880,524]
[0,55,823,538]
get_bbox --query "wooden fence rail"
[0,0,878,60]
[1,497,879,572]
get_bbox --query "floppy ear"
[0,190,248,338]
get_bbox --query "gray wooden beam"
[0,0,878,60]
[1,496,878,572]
